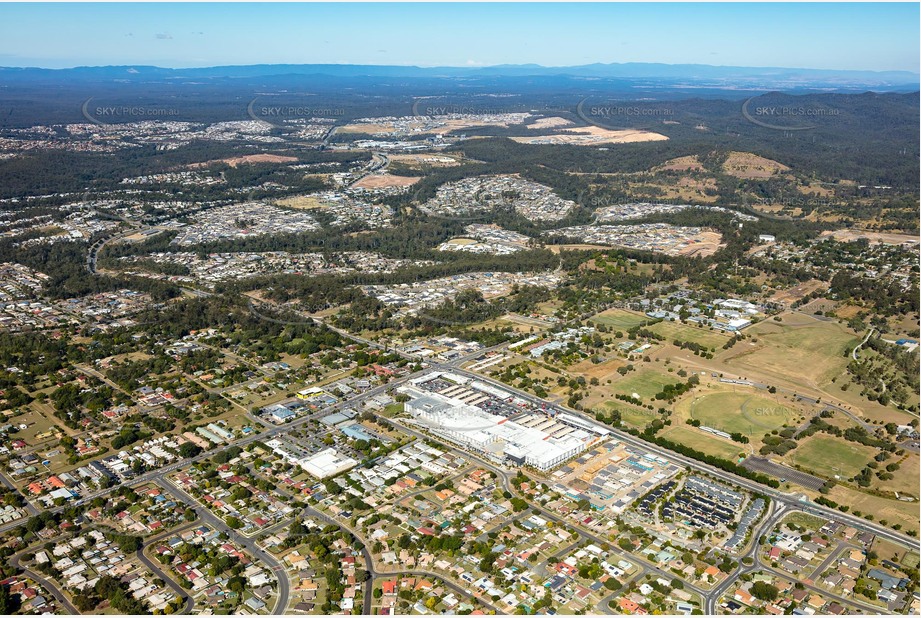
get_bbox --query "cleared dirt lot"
[388,154,463,167]
[676,231,724,257]
[275,194,325,209]
[512,126,668,145]
[767,279,827,305]
[352,174,421,189]
[819,229,920,246]
[653,155,706,172]
[189,154,298,168]
[526,116,574,130]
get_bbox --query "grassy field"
[602,401,659,429]
[609,369,678,400]
[825,485,921,535]
[789,434,875,480]
[590,308,652,331]
[722,314,858,388]
[382,403,405,417]
[680,390,804,436]
[646,320,731,349]
[779,512,827,532]
[823,374,918,426]
[568,356,627,381]
[659,426,746,461]
[476,316,545,334]
[875,452,921,496]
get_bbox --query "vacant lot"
[526,116,574,130]
[275,194,325,210]
[767,279,827,305]
[653,155,705,173]
[721,314,858,388]
[647,320,731,349]
[619,177,720,204]
[659,426,745,461]
[779,512,827,532]
[568,356,627,381]
[190,154,298,168]
[610,368,678,400]
[875,452,920,497]
[825,485,920,534]
[511,126,668,146]
[601,402,659,429]
[823,377,917,426]
[819,229,921,246]
[590,308,651,331]
[352,173,420,189]
[789,434,875,480]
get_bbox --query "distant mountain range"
[1,62,917,91]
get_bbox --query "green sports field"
[684,390,803,436]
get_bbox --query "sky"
[0,2,917,73]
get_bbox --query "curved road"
[301,504,501,614]
[159,477,291,614]
[851,328,875,361]
[9,550,78,614]
[136,535,195,614]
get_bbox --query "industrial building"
[299,448,359,479]
[264,439,358,479]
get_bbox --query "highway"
[85,224,142,274]
[443,365,917,549]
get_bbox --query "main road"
[250,298,916,551]
[442,365,917,549]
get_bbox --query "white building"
[299,448,358,479]
[402,387,587,471]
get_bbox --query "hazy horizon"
[2,60,919,77]
[0,3,918,73]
